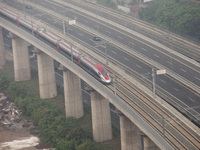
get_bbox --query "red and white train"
[0,7,112,84]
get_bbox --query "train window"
[101,71,107,76]
[84,56,97,65]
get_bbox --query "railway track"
[2,1,200,149]
[62,0,200,61]
[106,73,200,149]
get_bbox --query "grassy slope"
[0,62,121,150]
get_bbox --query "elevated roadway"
[1,15,200,150]
[7,0,200,124]
[0,1,200,149]
[66,0,200,62]
[0,16,175,150]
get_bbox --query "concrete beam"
[63,69,84,118]
[0,18,175,150]
[10,33,31,81]
[120,114,142,150]
[143,136,160,150]
[37,51,57,99]
[91,91,113,142]
[0,27,5,69]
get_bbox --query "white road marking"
[83,20,88,23]
[154,54,160,58]
[180,68,186,72]
[195,76,200,81]
[57,22,62,25]
[78,33,83,36]
[189,97,195,102]
[106,30,111,34]
[124,57,129,61]
[174,88,179,92]
[117,36,123,39]
[141,48,147,51]
[167,61,172,65]
[56,72,63,78]
[160,79,166,84]
[47,18,52,21]
[111,50,117,54]
[136,64,141,68]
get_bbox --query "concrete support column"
[120,115,142,150]
[11,33,31,81]
[37,51,57,99]
[63,69,83,118]
[143,136,160,150]
[0,27,5,69]
[91,91,112,142]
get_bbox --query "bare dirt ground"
[0,122,39,150]
[0,92,48,150]
[0,92,38,150]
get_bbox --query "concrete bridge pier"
[90,90,113,142]
[60,66,83,118]
[0,27,5,69]
[120,114,142,150]
[10,32,31,81]
[143,135,160,150]
[36,49,57,99]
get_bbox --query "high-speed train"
[0,7,112,84]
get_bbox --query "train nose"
[104,75,109,80]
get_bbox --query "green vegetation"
[139,0,200,40]
[0,62,120,150]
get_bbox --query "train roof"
[83,55,104,72]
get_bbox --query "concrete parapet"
[0,27,5,69]
[120,114,142,150]
[10,33,31,81]
[143,136,160,150]
[63,69,83,118]
[91,91,113,142]
[37,51,57,99]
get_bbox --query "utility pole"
[152,68,166,98]
[152,68,156,98]
[63,20,66,38]
[23,0,26,18]
[94,40,108,65]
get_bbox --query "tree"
[139,0,200,40]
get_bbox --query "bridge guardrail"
[0,17,175,150]
[3,1,199,124]
[23,0,200,94]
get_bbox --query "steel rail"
[20,0,200,95]
[8,0,199,123]
[106,75,200,149]
[0,17,176,150]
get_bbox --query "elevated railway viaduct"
[0,4,199,150]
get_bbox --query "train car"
[0,7,112,84]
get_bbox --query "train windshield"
[101,71,107,76]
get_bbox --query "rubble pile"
[0,92,34,133]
